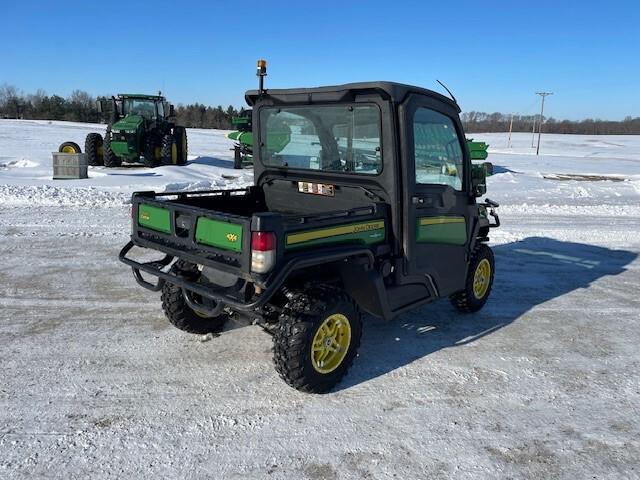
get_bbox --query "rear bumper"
[119,240,375,313]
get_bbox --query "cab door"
[399,95,473,297]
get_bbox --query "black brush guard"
[119,241,374,315]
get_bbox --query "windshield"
[122,98,157,119]
[260,104,382,174]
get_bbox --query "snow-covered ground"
[1,121,639,479]
[0,119,253,206]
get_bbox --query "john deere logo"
[226,233,238,242]
[140,212,150,221]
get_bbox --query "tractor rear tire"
[160,134,177,165]
[273,286,362,393]
[58,142,81,154]
[450,243,495,313]
[161,261,229,334]
[103,133,121,168]
[85,133,103,166]
[173,126,188,165]
[143,137,159,168]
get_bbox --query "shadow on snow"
[189,156,239,169]
[337,236,636,391]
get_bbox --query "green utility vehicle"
[85,93,187,168]
[120,68,500,393]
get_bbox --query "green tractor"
[85,93,188,168]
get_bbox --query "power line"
[535,92,553,155]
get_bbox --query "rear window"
[259,104,382,174]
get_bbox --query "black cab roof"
[245,81,460,112]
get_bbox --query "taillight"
[251,231,276,273]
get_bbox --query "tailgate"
[131,191,252,275]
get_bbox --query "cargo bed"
[126,186,389,285]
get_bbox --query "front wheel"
[450,243,495,313]
[273,286,362,393]
[103,133,121,167]
[161,261,228,334]
[85,133,103,166]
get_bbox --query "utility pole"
[531,115,537,148]
[535,92,553,155]
[507,113,514,148]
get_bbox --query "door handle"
[412,196,433,206]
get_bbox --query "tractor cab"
[117,94,172,121]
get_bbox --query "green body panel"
[110,140,134,157]
[112,115,144,133]
[195,217,243,252]
[138,204,172,234]
[226,131,254,147]
[226,131,291,153]
[416,216,466,246]
[232,116,251,126]
[111,115,144,159]
[466,138,489,160]
[266,132,290,153]
[285,220,385,251]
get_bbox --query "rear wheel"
[58,142,81,154]
[273,286,362,393]
[450,243,495,313]
[161,134,177,165]
[161,261,229,334]
[85,133,103,166]
[173,126,188,165]
[103,133,121,168]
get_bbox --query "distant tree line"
[2,84,639,134]
[0,84,244,129]
[0,85,104,123]
[462,111,640,135]
[174,103,242,130]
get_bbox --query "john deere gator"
[120,61,500,393]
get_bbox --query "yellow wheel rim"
[171,143,177,164]
[97,144,103,156]
[473,258,491,299]
[61,145,76,153]
[155,146,161,160]
[311,313,351,374]
[182,134,187,161]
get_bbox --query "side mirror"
[482,161,494,176]
[471,163,487,197]
[473,182,487,197]
[169,104,175,117]
[96,100,106,113]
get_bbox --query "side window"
[413,108,464,190]
[156,102,164,118]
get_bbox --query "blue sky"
[1,0,638,120]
